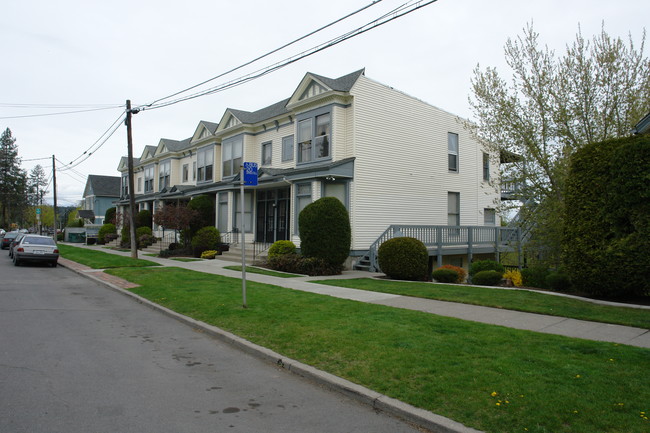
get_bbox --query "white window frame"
[196,147,214,183]
[297,111,330,164]
[282,135,294,162]
[222,136,243,178]
[484,208,496,225]
[261,141,272,166]
[448,132,459,172]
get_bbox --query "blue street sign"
[243,162,258,186]
[36,208,42,215]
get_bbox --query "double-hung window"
[261,141,272,166]
[448,192,460,226]
[282,135,294,162]
[158,160,170,190]
[182,164,189,182]
[484,208,496,225]
[197,147,214,182]
[222,136,243,178]
[144,166,154,193]
[297,112,330,163]
[448,132,459,172]
[121,174,128,196]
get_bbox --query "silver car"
[13,235,59,267]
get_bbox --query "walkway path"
[59,244,650,349]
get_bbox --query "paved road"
[0,258,419,433]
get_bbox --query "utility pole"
[52,155,57,241]
[125,100,138,259]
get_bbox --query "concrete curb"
[60,261,483,433]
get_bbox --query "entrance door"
[256,188,290,243]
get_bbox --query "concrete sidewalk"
[59,243,650,349]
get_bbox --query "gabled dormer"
[286,69,364,111]
[217,111,244,133]
[139,145,157,163]
[190,120,219,144]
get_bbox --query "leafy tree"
[467,23,650,265]
[187,195,215,235]
[152,204,197,231]
[0,128,28,227]
[28,164,49,206]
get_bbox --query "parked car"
[8,233,25,258]
[1,231,20,249]
[13,235,59,267]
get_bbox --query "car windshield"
[23,236,56,246]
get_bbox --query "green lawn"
[105,266,650,433]
[314,278,650,330]
[59,244,160,269]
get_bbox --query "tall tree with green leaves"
[0,128,28,228]
[28,164,49,206]
[467,23,650,265]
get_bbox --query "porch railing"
[367,225,521,272]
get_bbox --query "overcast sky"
[2,0,648,207]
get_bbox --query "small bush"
[439,264,466,283]
[546,272,572,292]
[469,260,505,277]
[191,226,221,257]
[268,240,296,259]
[378,237,429,281]
[168,242,179,251]
[299,197,351,266]
[201,250,218,259]
[135,209,152,229]
[432,268,459,283]
[98,223,116,244]
[105,233,118,243]
[472,270,504,286]
[159,247,193,258]
[138,234,155,248]
[267,254,343,276]
[136,226,152,238]
[503,269,523,287]
[521,266,550,289]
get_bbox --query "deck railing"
[367,225,521,272]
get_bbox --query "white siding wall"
[348,76,501,250]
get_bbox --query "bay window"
[222,136,243,178]
[297,112,330,163]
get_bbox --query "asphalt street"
[0,257,420,433]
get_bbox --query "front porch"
[358,225,522,273]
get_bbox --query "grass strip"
[106,266,650,433]
[314,278,650,330]
[59,244,160,269]
[223,265,302,278]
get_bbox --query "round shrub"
[432,268,459,283]
[439,264,466,283]
[98,223,116,244]
[377,237,428,281]
[138,234,155,248]
[472,270,504,286]
[191,226,221,257]
[469,260,505,277]
[503,269,523,287]
[268,240,296,259]
[299,197,351,266]
[136,226,152,238]
[546,272,572,292]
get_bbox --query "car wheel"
[51,261,58,268]
[13,256,20,266]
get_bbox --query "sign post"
[240,162,258,308]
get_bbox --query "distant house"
[116,69,518,270]
[632,112,650,135]
[82,175,121,225]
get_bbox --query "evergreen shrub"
[545,272,572,292]
[191,226,221,257]
[377,237,428,281]
[469,260,504,277]
[299,197,351,266]
[432,268,459,283]
[98,223,116,244]
[268,240,296,259]
[439,264,466,283]
[521,266,550,289]
[472,270,503,286]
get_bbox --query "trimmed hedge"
[432,268,459,283]
[299,197,351,266]
[469,260,504,277]
[377,237,428,281]
[564,136,650,298]
[268,240,296,259]
[472,270,503,286]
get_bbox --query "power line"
[0,104,124,120]
[141,0,437,111]
[148,0,385,107]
